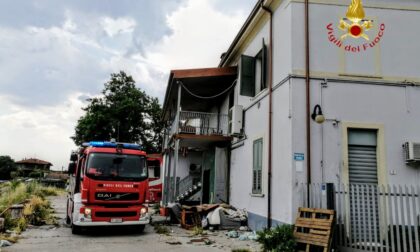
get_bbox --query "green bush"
[256,224,296,252]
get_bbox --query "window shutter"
[252,138,263,194]
[240,55,256,97]
[261,41,268,90]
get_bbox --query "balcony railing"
[176,111,229,136]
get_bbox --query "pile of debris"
[166,203,248,231]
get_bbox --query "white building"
[161,0,420,248]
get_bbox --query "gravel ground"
[3,195,260,252]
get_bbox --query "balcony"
[170,111,229,138]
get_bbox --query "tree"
[72,71,163,153]
[0,156,17,180]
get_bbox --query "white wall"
[229,1,295,227]
[176,151,203,180]
[291,1,420,80]
[229,0,420,228]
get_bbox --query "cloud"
[146,0,248,71]
[0,0,255,170]
[0,93,86,170]
[101,17,136,37]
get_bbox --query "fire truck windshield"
[85,153,147,181]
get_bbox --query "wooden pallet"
[294,207,335,252]
[180,209,201,229]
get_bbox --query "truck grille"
[95,211,137,217]
[95,192,139,201]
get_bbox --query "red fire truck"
[147,154,162,203]
[66,141,150,234]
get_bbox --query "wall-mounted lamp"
[311,104,326,124]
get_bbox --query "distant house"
[15,158,52,177]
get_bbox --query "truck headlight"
[84,208,92,218]
[140,208,147,218]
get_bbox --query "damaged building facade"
[161,0,420,237]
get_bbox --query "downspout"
[305,0,312,206]
[261,1,273,229]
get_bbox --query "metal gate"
[348,130,380,245]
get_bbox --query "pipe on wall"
[261,0,273,228]
[305,0,312,206]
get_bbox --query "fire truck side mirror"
[68,163,76,175]
[70,153,78,162]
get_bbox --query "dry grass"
[0,181,61,234]
[0,234,19,243]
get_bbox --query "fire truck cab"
[66,141,150,234]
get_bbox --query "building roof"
[15,158,52,166]
[162,66,237,119]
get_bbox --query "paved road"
[4,195,258,252]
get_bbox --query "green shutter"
[261,41,268,90]
[240,55,256,97]
[252,138,263,194]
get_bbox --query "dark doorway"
[202,169,210,204]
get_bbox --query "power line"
[178,79,237,99]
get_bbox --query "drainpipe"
[261,0,273,229]
[305,0,312,206]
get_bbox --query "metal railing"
[177,175,194,198]
[176,111,229,136]
[300,183,420,252]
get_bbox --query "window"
[252,138,263,194]
[240,39,268,97]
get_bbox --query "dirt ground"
[3,195,260,252]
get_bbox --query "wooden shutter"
[252,138,263,194]
[240,55,256,97]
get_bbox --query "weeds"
[191,226,206,236]
[232,249,251,252]
[0,181,61,233]
[256,224,296,252]
[154,225,170,235]
[0,234,19,243]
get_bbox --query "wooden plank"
[298,207,335,215]
[309,229,329,235]
[171,66,237,79]
[294,207,335,252]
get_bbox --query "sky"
[0,0,256,170]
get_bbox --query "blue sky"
[0,0,256,170]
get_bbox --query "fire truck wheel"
[65,200,71,225]
[138,225,145,233]
[71,224,82,235]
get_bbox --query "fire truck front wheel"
[138,225,145,233]
[71,224,82,235]
[65,200,71,225]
